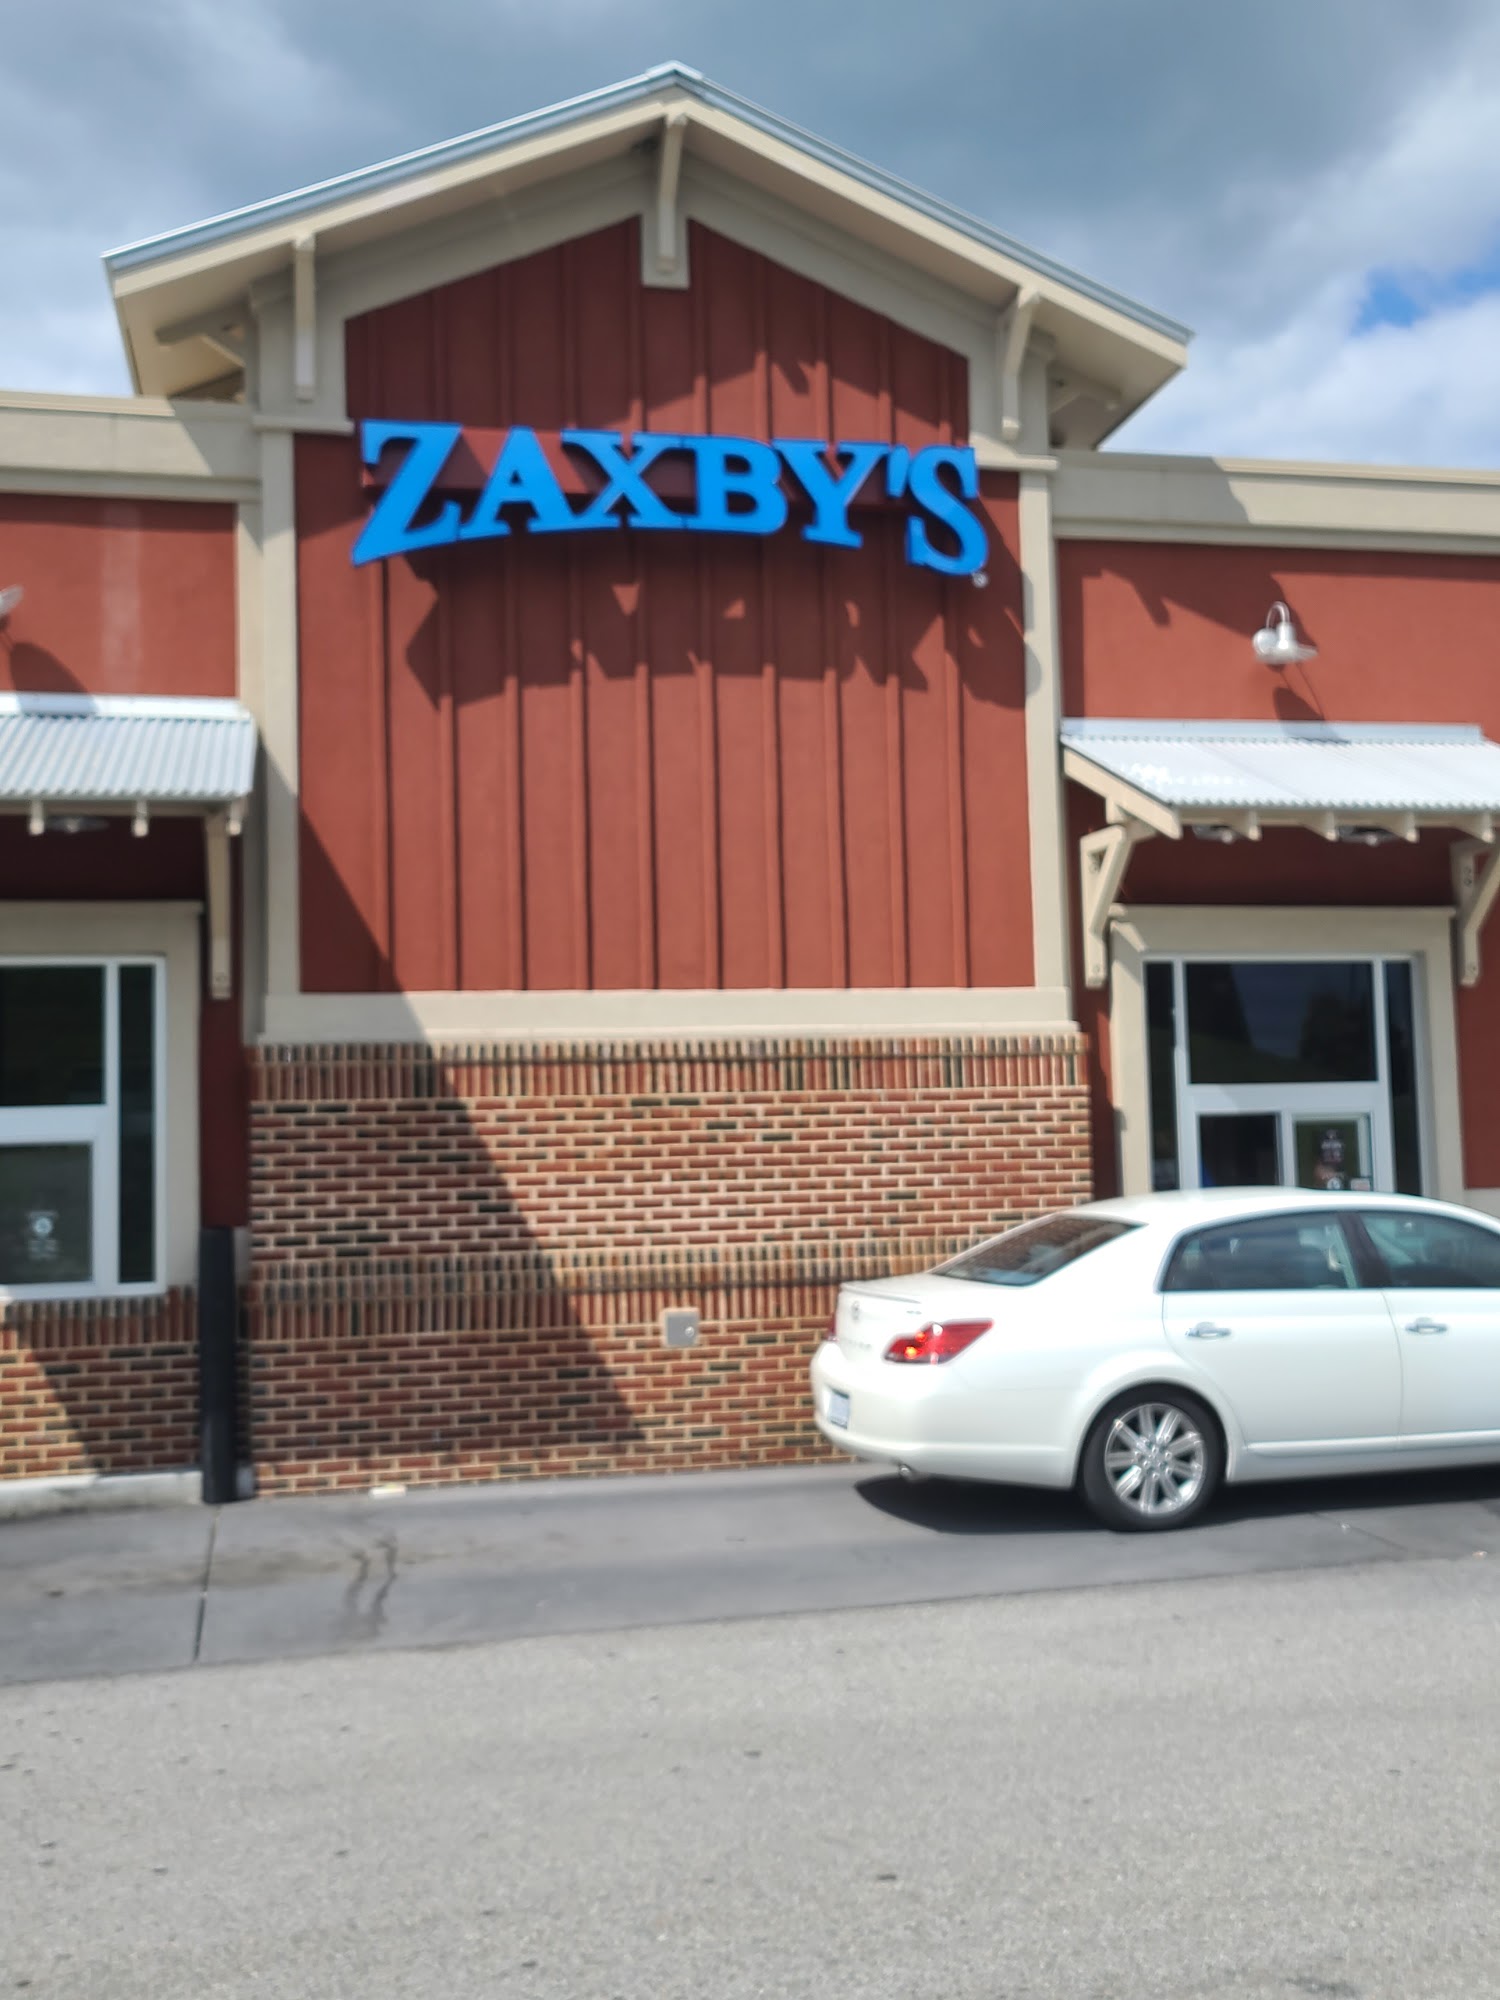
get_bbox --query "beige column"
[256,426,301,999]
[235,500,268,1039]
[1016,351,1071,999]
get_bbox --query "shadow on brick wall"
[245,1060,652,1487]
[0,1292,198,1481]
[246,815,1088,1492]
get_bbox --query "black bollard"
[198,1226,240,1506]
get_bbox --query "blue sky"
[4,0,1500,466]
[1356,242,1500,333]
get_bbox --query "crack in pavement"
[191,1511,220,1665]
[338,1537,400,1645]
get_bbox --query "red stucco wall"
[0,495,236,698]
[1060,538,1500,1191]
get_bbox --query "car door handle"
[1187,1322,1232,1340]
[1404,1317,1448,1335]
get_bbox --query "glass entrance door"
[1145,957,1420,1196]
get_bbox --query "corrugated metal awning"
[1060,718,1500,991]
[1061,718,1500,837]
[0,694,257,809]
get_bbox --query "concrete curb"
[0,1470,204,1520]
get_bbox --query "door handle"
[1187,1322,1232,1340]
[1404,1317,1448,1335]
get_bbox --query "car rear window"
[936,1213,1139,1287]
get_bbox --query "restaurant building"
[4,63,1500,1496]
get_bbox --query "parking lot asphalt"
[4,1456,1500,1685]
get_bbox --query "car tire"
[1079,1388,1223,1533]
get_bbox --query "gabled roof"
[104,62,1189,438]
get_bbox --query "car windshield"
[936,1212,1139,1287]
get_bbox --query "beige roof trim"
[0,392,258,500]
[1054,449,1500,550]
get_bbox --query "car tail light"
[884,1320,992,1364]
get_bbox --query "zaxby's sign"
[353,421,988,576]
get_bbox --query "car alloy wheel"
[1081,1390,1222,1532]
[1104,1402,1205,1515]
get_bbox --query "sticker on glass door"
[1293,1116,1372,1192]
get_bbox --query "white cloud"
[1123,282,1500,464]
[1115,14,1500,459]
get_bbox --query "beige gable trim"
[110,74,1185,433]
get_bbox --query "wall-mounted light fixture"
[1191,823,1242,844]
[1335,825,1398,847]
[0,585,23,623]
[1251,601,1317,666]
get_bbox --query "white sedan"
[810,1188,1500,1530]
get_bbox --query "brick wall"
[246,1034,1092,1493]
[0,1292,197,1482]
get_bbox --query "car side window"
[1359,1211,1500,1290]
[1163,1214,1359,1293]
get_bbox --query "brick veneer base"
[0,1291,197,1482]
[246,1033,1092,1493]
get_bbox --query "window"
[1383,963,1423,1196]
[1145,962,1180,1192]
[0,959,163,1296]
[1163,1214,1360,1293]
[1359,1210,1500,1290]
[1185,961,1377,1086]
[938,1212,1139,1287]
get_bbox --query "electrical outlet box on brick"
[661,1308,701,1350]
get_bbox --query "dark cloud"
[1,0,1497,455]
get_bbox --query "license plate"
[827,1390,851,1429]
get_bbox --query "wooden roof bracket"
[998,286,1040,444]
[293,236,317,402]
[1453,838,1500,987]
[1081,817,1155,989]
[645,108,690,288]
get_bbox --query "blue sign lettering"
[353,422,988,574]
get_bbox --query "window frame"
[1110,908,1461,1205]
[0,954,167,1302]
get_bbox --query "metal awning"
[0,693,258,1002]
[0,693,257,815]
[1061,718,1500,990]
[1061,719,1500,838]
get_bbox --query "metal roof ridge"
[1060,717,1488,745]
[102,62,1190,347]
[0,692,254,721]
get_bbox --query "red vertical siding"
[298,218,1030,993]
[0,496,236,698]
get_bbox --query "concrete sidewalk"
[3,1457,1499,1685]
